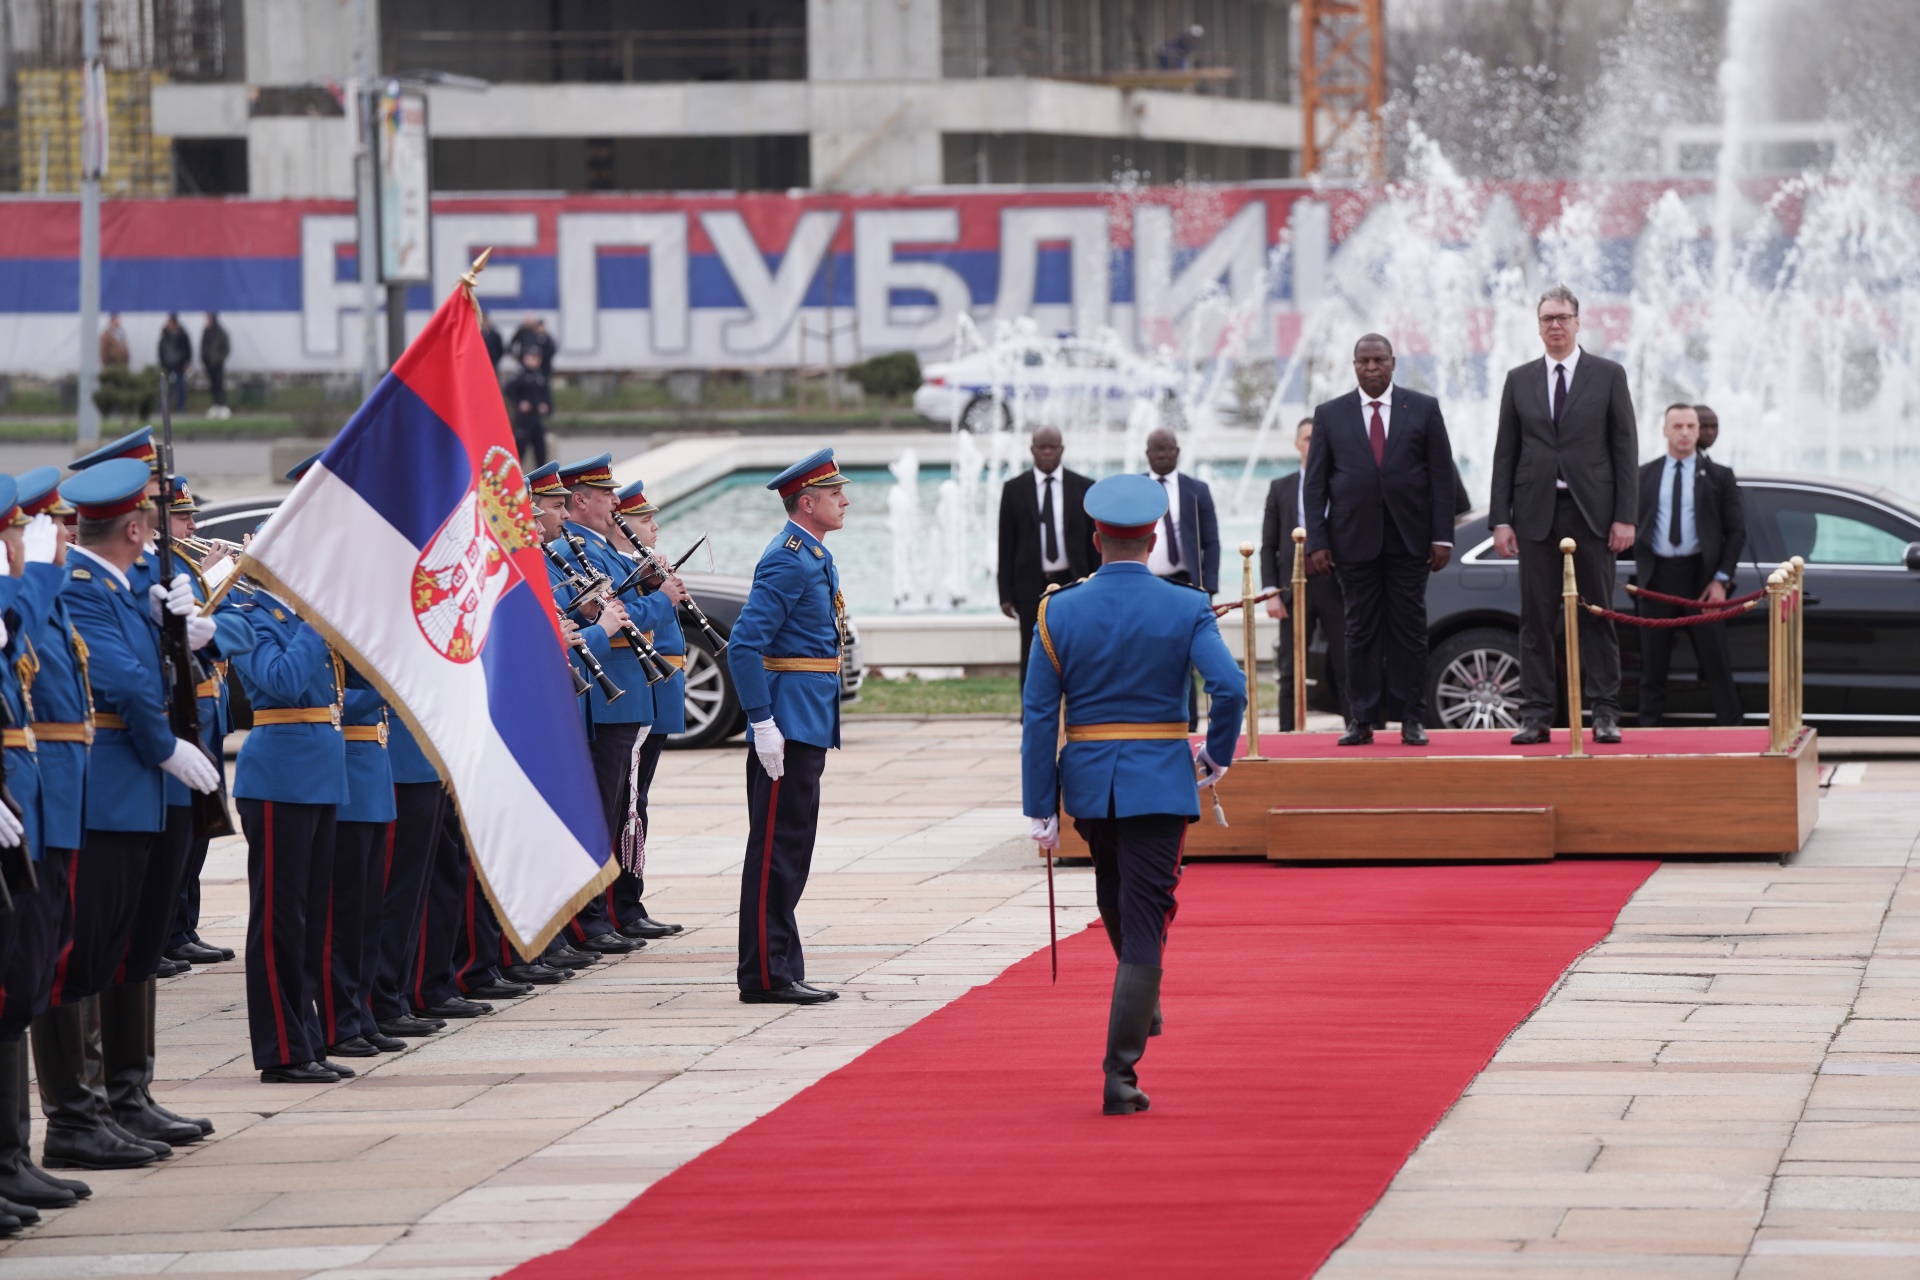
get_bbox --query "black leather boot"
[103,980,209,1143]
[8,1032,86,1200]
[0,1038,74,1208]
[83,995,170,1160]
[32,1003,153,1170]
[1101,918,1162,1038]
[1101,963,1162,1116]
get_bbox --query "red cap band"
[1094,520,1158,540]
[75,494,150,521]
[777,461,842,498]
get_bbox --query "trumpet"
[179,535,257,594]
[610,511,728,654]
[552,531,672,686]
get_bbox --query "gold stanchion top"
[1558,537,1577,554]
[1789,555,1805,573]
[1239,541,1255,557]
[1292,527,1306,544]
[1768,568,1787,587]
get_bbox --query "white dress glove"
[0,802,21,849]
[0,616,10,653]
[165,572,196,616]
[1029,814,1059,850]
[185,613,216,650]
[751,717,786,780]
[22,515,56,565]
[1194,746,1228,790]
[159,739,221,794]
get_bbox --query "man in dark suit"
[1490,285,1639,744]
[1261,417,1346,729]
[1143,427,1220,594]
[1303,334,1456,746]
[1635,404,1746,726]
[998,426,1096,684]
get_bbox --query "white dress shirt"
[1546,346,1580,490]
[1357,384,1393,440]
[1033,466,1069,573]
[1146,469,1184,578]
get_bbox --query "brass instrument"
[610,511,728,654]
[554,529,671,686]
[540,544,626,702]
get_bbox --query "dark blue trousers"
[323,819,385,1046]
[0,849,71,1038]
[239,799,334,1070]
[737,742,826,993]
[121,805,194,984]
[166,833,213,952]
[53,828,156,1005]
[1074,813,1187,968]
[599,731,665,930]
[568,721,642,942]
[373,782,441,1021]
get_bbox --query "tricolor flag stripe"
[242,274,612,955]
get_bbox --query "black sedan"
[191,499,864,749]
[1398,472,1920,734]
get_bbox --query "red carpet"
[510,861,1655,1280]
[1244,726,1770,759]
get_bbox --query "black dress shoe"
[618,917,682,940]
[154,957,190,978]
[104,1117,171,1159]
[423,997,492,1019]
[42,1124,157,1170]
[1510,722,1550,745]
[25,1164,92,1198]
[260,1060,340,1084]
[327,1036,380,1058]
[376,1015,441,1038]
[0,1196,38,1227]
[792,981,840,1001]
[1337,724,1374,747]
[167,940,228,965]
[147,1099,212,1137]
[739,983,835,1005]
[576,933,640,955]
[1593,710,1622,744]
[0,1165,77,1209]
[544,943,599,969]
[1400,720,1430,747]
[319,1060,356,1078]
[206,940,236,962]
[365,1032,407,1052]
[466,979,533,1000]
[112,1105,203,1147]
[502,963,570,985]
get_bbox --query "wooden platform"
[1269,807,1555,862]
[1056,727,1819,863]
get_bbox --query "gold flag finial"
[459,247,493,292]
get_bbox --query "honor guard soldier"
[371,715,459,1037]
[67,429,165,597]
[4,471,97,1205]
[727,449,849,1005]
[323,674,401,1059]
[1021,473,1245,1115]
[605,478,684,941]
[546,453,662,957]
[226,501,355,1084]
[46,459,222,1165]
[164,475,242,969]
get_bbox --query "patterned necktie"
[1368,401,1385,466]
[1553,363,1567,425]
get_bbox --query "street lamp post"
[75,0,103,447]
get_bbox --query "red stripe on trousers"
[47,851,78,1007]
[261,801,291,1064]
[757,777,780,992]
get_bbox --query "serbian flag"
[241,270,612,955]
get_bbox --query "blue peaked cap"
[1084,473,1168,534]
[284,452,322,483]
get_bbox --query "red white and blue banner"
[0,179,1811,375]
[240,278,612,954]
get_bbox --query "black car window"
[1746,486,1920,566]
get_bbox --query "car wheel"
[961,395,1011,432]
[666,633,739,750]
[1427,627,1525,731]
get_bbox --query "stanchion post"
[1238,542,1263,761]
[1789,556,1805,734]
[1560,538,1584,758]
[1291,527,1308,733]
[1765,567,1787,754]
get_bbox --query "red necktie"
[1369,401,1385,466]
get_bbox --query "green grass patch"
[849,675,1021,716]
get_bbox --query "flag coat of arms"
[242,269,612,954]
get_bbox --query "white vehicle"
[913,337,1187,432]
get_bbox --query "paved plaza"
[0,721,1915,1278]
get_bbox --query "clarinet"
[556,529,672,686]
[540,544,623,701]
[610,510,729,653]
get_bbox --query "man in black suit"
[1635,404,1746,726]
[998,426,1096,684]
[1303,334,1457,747]
[1143,427,1220,594]
[1261,417,1347,729]
[1490,285,1639,744]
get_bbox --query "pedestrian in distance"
[98,315,128,370]
[156,316,192,413]
[505,349,552,469]
[200,314,231,420]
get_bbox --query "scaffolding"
[1298,0,1385,179]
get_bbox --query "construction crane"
[1299,0,1386,181]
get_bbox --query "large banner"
[0,180,1782,376]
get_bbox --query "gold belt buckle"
[330,704,342,727]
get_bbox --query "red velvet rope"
[1624,583,1768,609]
[1582,599,1761,628]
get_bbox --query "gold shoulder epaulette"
[70,569,91,581]
[784,535,802,552]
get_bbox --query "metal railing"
[385,26,807,84]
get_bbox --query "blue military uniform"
[228,583,350,1079]
[1019,472,1245,1116]
[322,677,394,1055]
[725,449,849,1000]
[371,715,459,1030]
